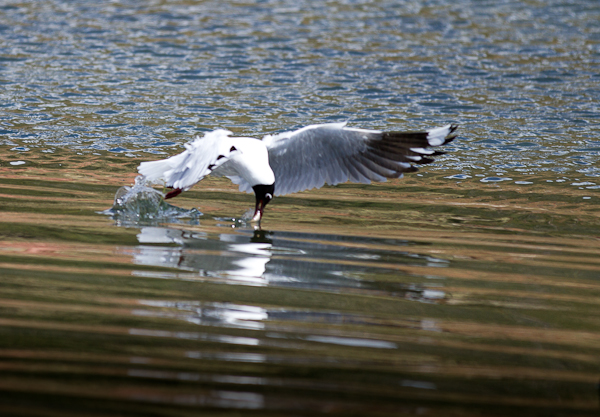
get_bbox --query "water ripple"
[1,0,599,181]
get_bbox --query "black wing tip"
[444,124,459,144]
[415,157,435,165]
[381,123,459,144]
[361,123,459,174]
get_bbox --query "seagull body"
[138,122,458,222]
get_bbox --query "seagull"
[138,122,458,223]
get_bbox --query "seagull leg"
[165,188,182,199]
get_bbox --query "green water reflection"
[0,151,599,416]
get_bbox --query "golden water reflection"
[0,151,599,416]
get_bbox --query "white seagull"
[138,122,458,222]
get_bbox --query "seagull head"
[251,183,275,223]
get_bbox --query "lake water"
[1,0,600,415]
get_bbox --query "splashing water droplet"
[102,176,202,225]
[241,208,256,222]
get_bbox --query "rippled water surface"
[1,0,600,415]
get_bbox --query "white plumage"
[139,129,274,191]
[137,122,458,221]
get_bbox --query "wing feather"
[355,154,382,178]
[264,123,457,196]
[344,160,363,183]
[362,150,410,173]
[138,129,238,191]
[358,154,399,178]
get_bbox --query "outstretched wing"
[138,129,239,191]
[263,122,458,196]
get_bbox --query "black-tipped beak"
[252,198,267,223]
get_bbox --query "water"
[105,175,202,225]
[2,0,599,179]
[1,0,600,415]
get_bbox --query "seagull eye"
[265,193,273,200]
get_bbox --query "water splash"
[103,176,202,225]
[211,209,260,229]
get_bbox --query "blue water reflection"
[1,0,599,180]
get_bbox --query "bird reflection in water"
[126,226,449,302]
